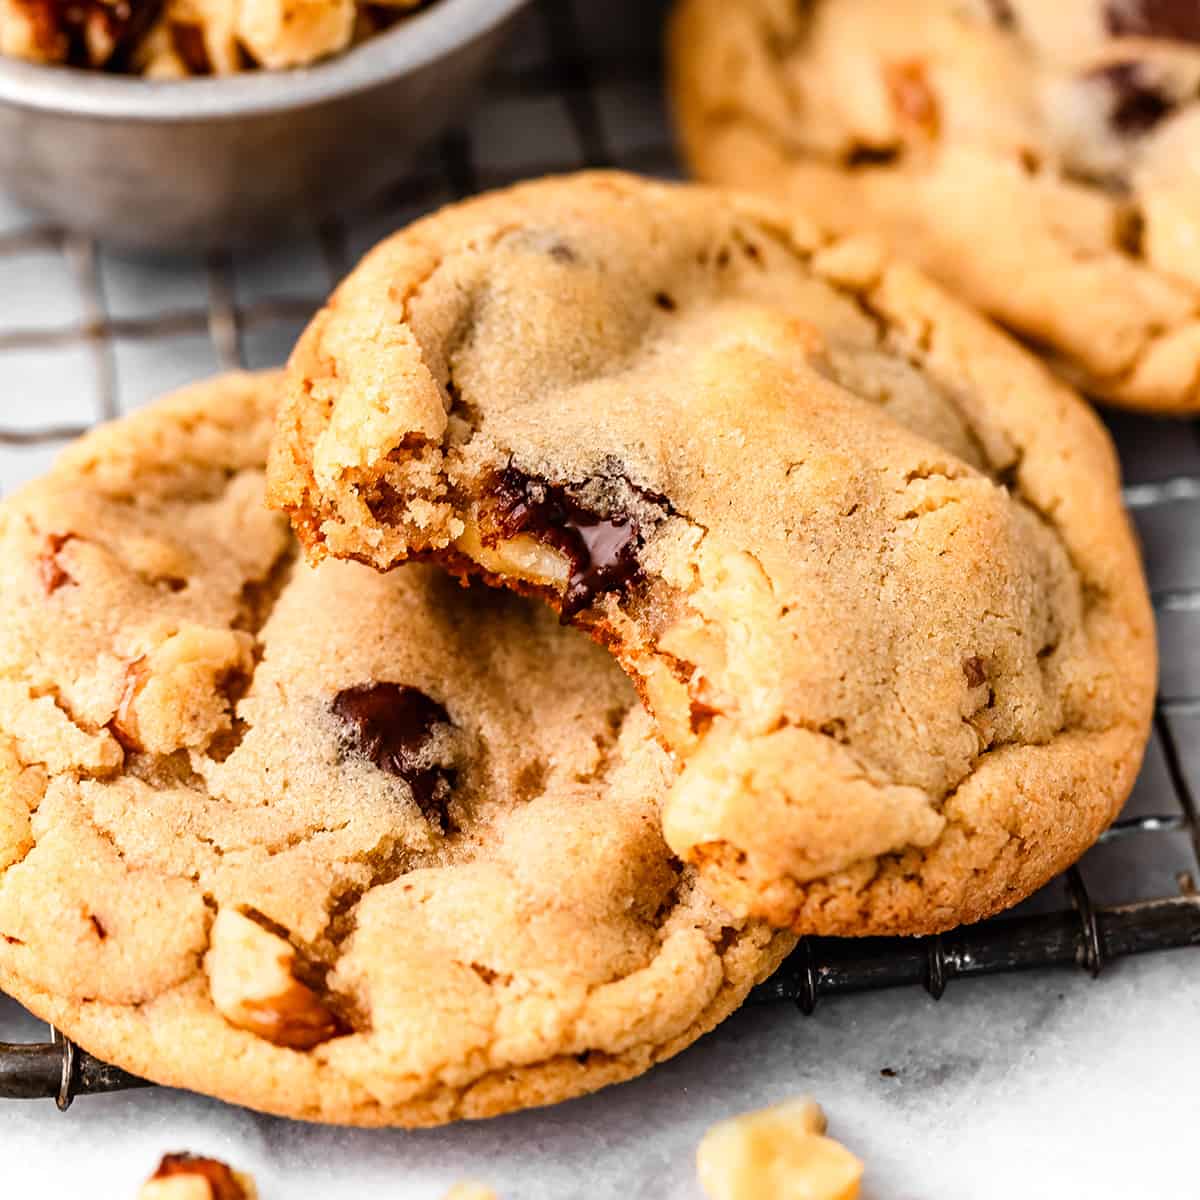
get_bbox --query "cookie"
[268,172,1156,936]
[0,371,792,1127]
[669,0,1200,413]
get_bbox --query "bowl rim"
[0,0,530,120]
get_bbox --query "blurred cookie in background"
[670,0,1200,412]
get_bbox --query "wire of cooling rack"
[4,881,1200,1108]
[1,0,1200,1109]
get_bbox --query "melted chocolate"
[1106,0,1200,42]
[333,684,457,830]
[962,656,989,688]
[489,468,659,619]
[1092,62,1173,134]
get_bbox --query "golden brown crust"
[5,924,794,1127]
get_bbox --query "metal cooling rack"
[1,0,1199,1109]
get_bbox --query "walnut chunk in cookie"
[139,1154,257,1200]
[697,1099,863,1200]
[206,909,341,1050]
[112,625,255,756]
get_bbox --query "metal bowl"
[0,0,530,250]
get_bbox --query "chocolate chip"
[845,145,900,168]
[151,1155,247,1200]
[654,291,677,311]
[1091,62,1174,134]
[332,684,458,830]
[962,656,988,688]
[1106,0,1200,42]
[488,468,664,619]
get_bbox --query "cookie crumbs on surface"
[697,1098,863,1200]
[139,1154,257,1200]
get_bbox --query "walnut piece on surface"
[206,908,339,1050]
[696,1098,864,1200]
[139,1153,257,1200]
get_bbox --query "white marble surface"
[4,952,1200,1198]
[2,1,1199,1195]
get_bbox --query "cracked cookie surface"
[269,172,1155,936]
[0,371,793,1127]
[670,0,1200,413]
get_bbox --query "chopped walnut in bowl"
[0,0,429,74]
[0,0,532,247]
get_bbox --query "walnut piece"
[455,516,570,591]
[442,1186,500,1200]
[206,909,339,1050]
[112,625,254,755]
[696,1098,863,1200]
[139,1153,256,1200]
